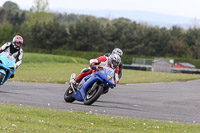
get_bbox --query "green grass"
[22,53,88,64]
[120,70,200,84]
[0,104,200,133]
[8,53,200,84]
[11,63,200,84]
[12,63,88,83]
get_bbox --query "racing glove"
[91,64,99,71]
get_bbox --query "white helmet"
[108,54,121,69]
[112,48,123,57]
[12,35,23,49]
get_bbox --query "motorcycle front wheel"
[64,86,75,103]
[84,84,103,105]
[0,72,5,85]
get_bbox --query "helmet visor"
[112,60,119,68]
[15,42,22,47]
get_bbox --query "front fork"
[70,83,76,92]
[89,82,104,93]
[69,73,76,92]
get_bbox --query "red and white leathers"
[76,56,119,84]
[0,42,23,68]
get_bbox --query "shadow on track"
[63,100,144,112]
[0,91,20,95]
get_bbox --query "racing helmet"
[108,54,121,69]
[112,48,123,57]
[12,35,23,49]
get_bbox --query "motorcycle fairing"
[0,53,16,85]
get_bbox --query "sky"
[0,0,200,18]
[1,0,200,28]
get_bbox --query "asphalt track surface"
[0,80,200,124]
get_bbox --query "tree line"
[0,0,200,62]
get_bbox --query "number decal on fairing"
[107,69,114,77]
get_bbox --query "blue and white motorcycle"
[64,67,116,105]
[0,52,16,85]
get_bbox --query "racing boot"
[70,73,78,90]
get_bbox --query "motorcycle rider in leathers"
[0,35,24,78]
[71,53,121,91]
[104,48,123,82]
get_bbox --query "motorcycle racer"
[71,53,121,88]
[104,48,123,81]
[0,35,24,78]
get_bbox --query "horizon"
[1,0,200,18]
[1,0,200,29]
[50,8,197,29]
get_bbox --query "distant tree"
[101,23,117,52]
[42,21,68,50]
[193,39,200,59]
[167,26,189,57]
[0,8,12,24]
[102,18,132,52]
[3,1,19,10]
[168,37,188,57]
[185,28,200,58]
[29,0,53,25]
[30,21,67,51]
[68,17,103,51]
[0,21,13,44]
[0,8,6,24]
[54,13,79,26]
[31,0,49,12]
[65,14,79,23]
[11,11,26,26]
[96,17,110,27]
[170,26,185,38]
[16,22,32,47]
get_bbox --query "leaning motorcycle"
[0,52,16,85]
[64,67,115,105]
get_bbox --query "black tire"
[64,86,75,103]
[0,72,5,84]
[84,85,103,105]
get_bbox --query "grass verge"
[22,53,89,64]
[10,62,200,84]
[8,52,200,84]
[0,104,200,133]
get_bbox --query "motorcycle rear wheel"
[64,86,75,103]
[84,85,103,105]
